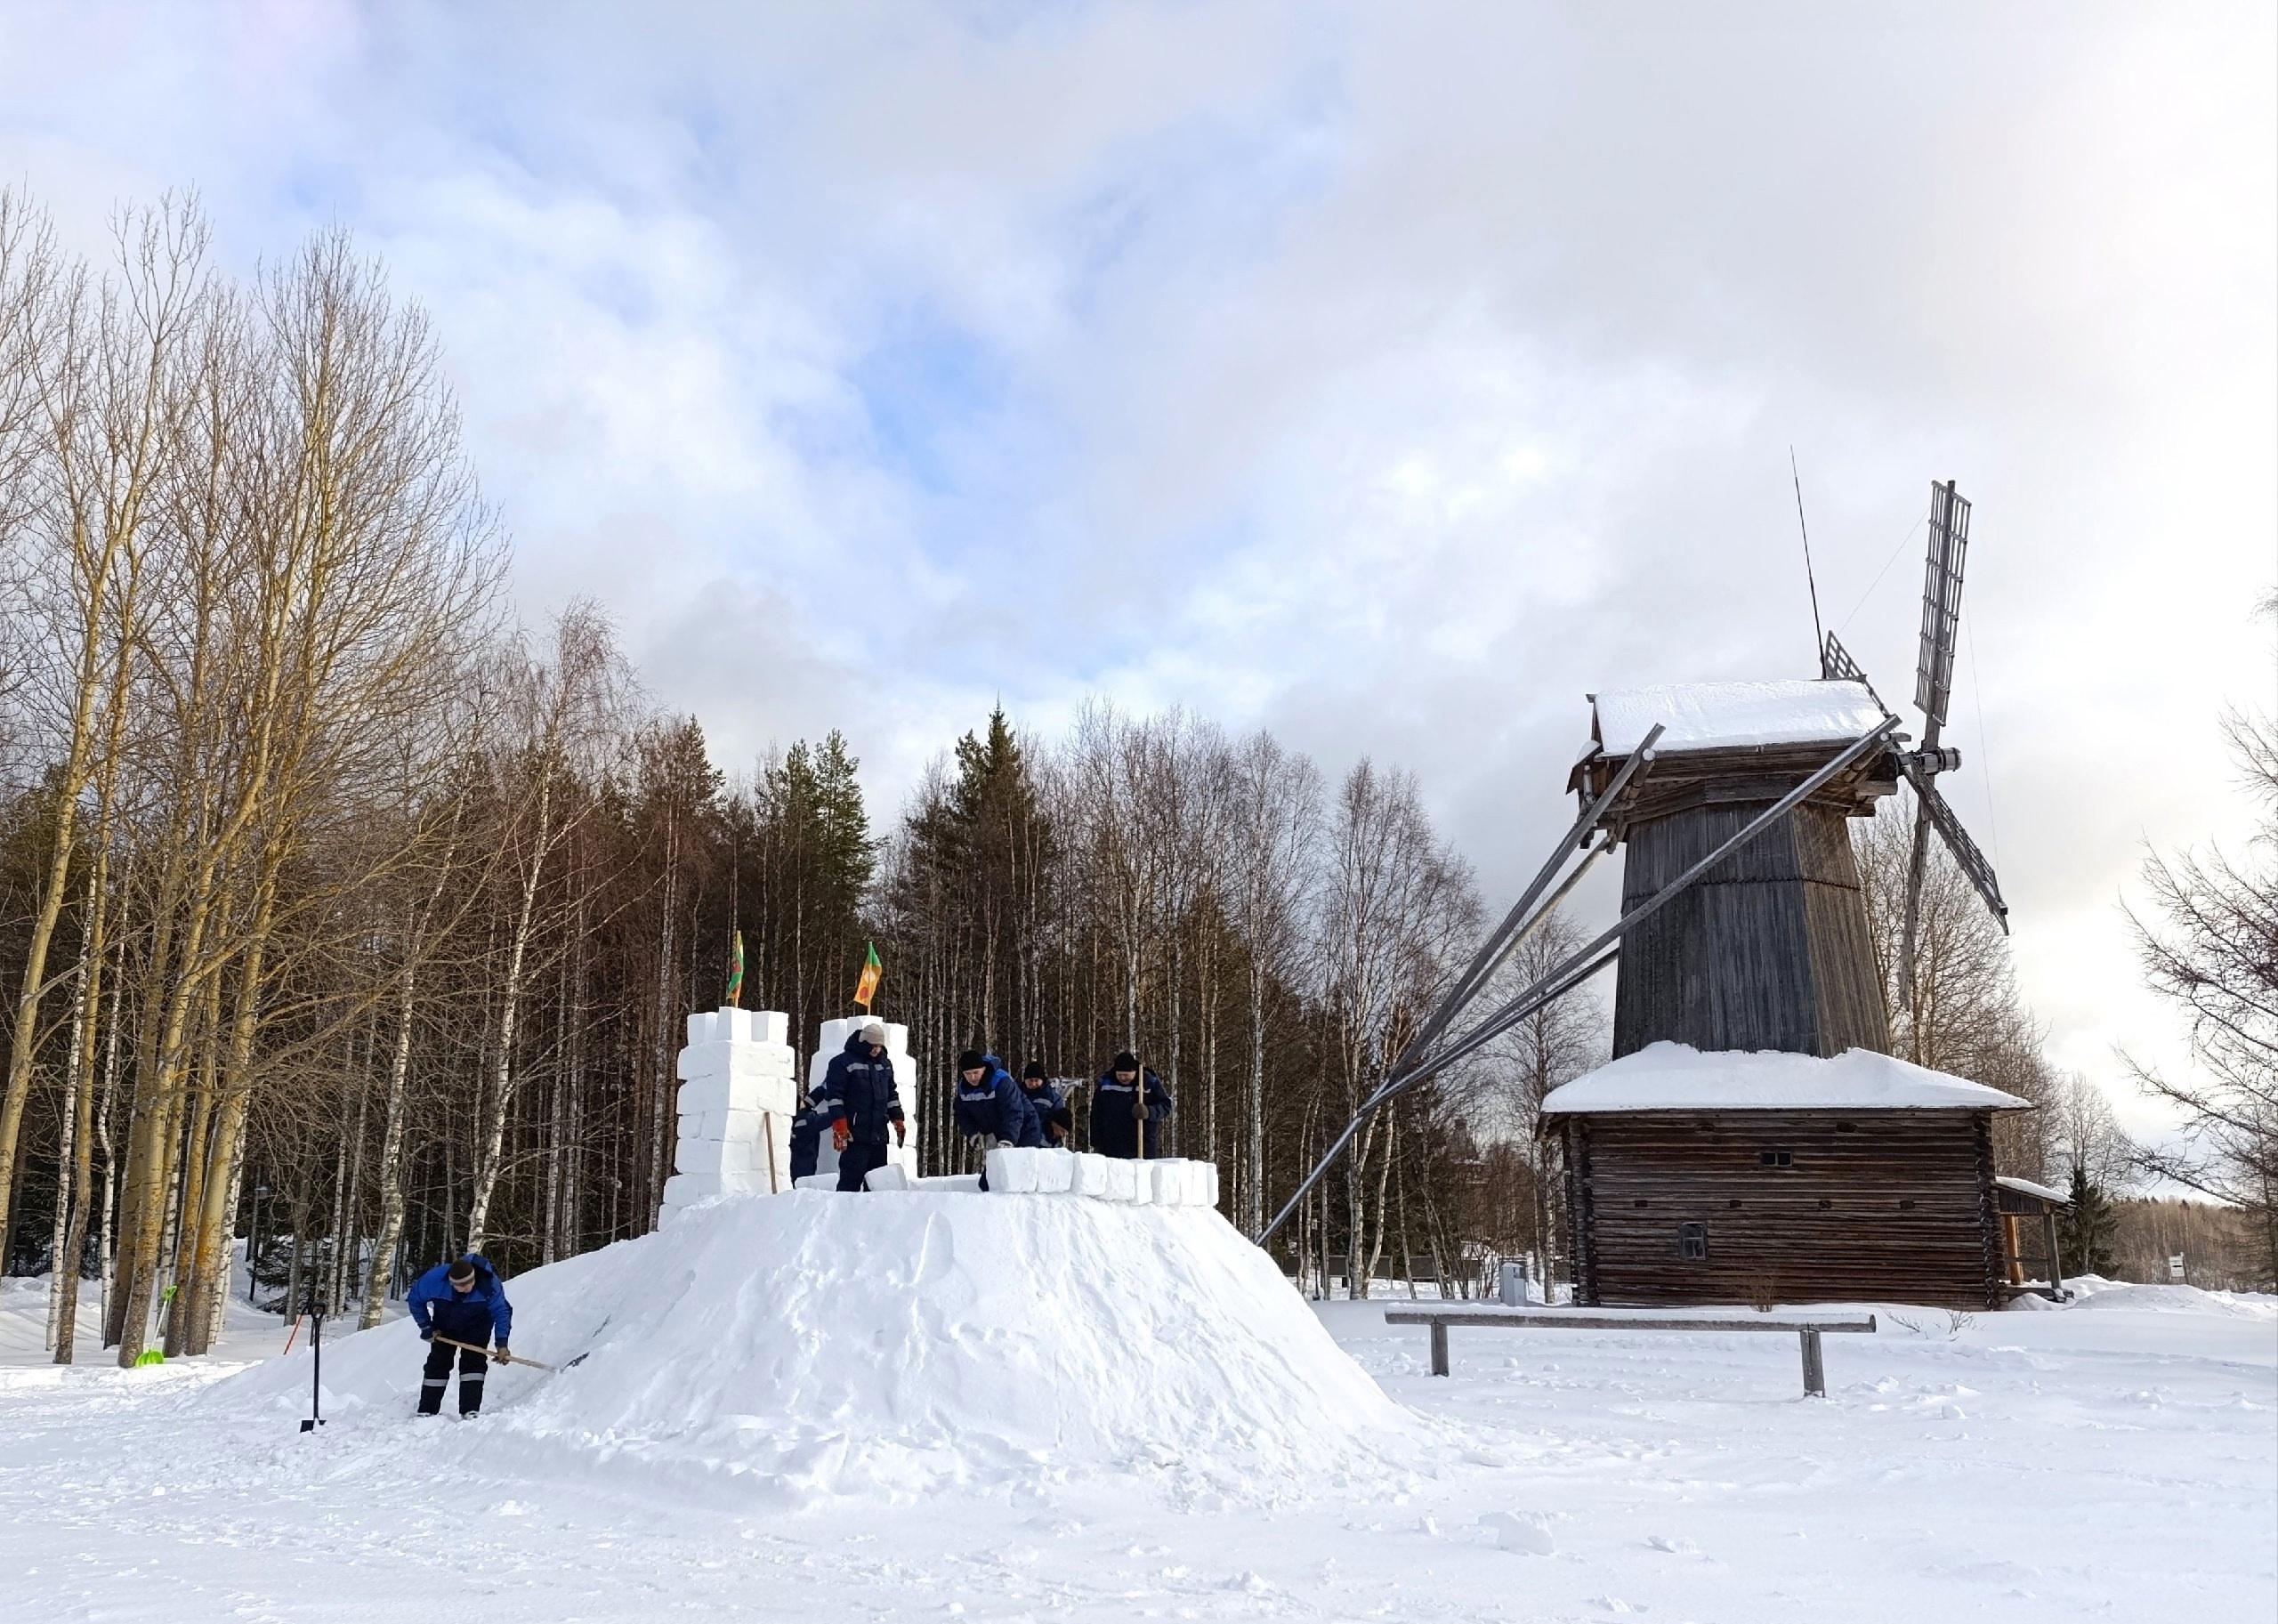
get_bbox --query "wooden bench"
[1381,1307,1879,1397]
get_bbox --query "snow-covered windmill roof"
[1591,679,1886,755]
[1540,1042,2032,1115]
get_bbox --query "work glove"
[419,1329,432,1342]
[494,1345,512,1364]
[831,1119,852,1152]
[894,1122,907,1147]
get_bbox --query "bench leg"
[1429,1321,1450,1378]
[1799,1328,1825,1398]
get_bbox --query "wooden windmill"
[1263,480,2042,1308]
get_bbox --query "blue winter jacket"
[824,1032,906,1147]
[407,1255,513,1348]
[1021,1078,1070,1141]
[955,1055,1041,1146]
[1090,1068,1172,1159]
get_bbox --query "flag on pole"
[725,930,745,1008]
[853,940,883,1010]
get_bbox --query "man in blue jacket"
[407,1254,513,1418]
[824,1021,906,1192]
[955,1050,1040,1151]
[1091,1050,1172,1159]
[1020,1061,1071,1146]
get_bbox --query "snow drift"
[198,1192,1415,1505]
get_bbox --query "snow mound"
[2069,1282,2278,1321]
[1541,1042,2031,1114]
[198,1192,1417,1505]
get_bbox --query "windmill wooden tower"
[1570,480,2009,1063]
[1262,480,2048,1310]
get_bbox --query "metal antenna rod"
[1258,715,1898,1245]
[1792,447,1826,668]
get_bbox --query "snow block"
[793,1174,837,1192]
[1035,1149,1075,1194]
[981,1147,1040,1194]
[1197,1160,1221,1208]
[661,1170,764,1209]
[685,1008,791,1047]
[676,1069,800,1119]
[677,1039,799,1082]
[1104,1158,1138,1203]
[914,1174,982,1192]
[1070,1153,1111,1198]
[865,1164,911,1192]
[1148,1160,1183,1206]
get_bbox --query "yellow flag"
[853,941,882,1010]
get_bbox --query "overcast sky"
[4,3,2271,1135]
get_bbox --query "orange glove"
[894,1122,907,1147]
[831,1119,852,1152]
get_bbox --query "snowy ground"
[2,1269,2271,1623]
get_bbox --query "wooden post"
[1429,1320,1450,1378]
[2041,1210,2064,1297]
[2002,1213,2024,1286]
[1799,1328,1825,1397]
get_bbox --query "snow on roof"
[1996,1174,2071,1204]
[1540,1042,2032,1115]
[1592,679,1886,755]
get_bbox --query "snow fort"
[201,1006,1414,1504]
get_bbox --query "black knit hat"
[1022,1060,1048,1081]
[1111,1050,1140,1074]
[448,1257,477,1284]
[958,1049,986,1073]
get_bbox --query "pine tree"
[2059,1163,2120,1280]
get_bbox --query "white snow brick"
[684,1008,792,1047]
[1034,1149,1075,1194]
[1200,1160,1221,1209]
[678,1107,765,1146]
[864,1164,911,1192]
[793,1174,838,1192]
[984,1146,1042,1194]
[661,1170,763,1208]
[914,1173,983,1192]
[1148,1160,1183,1206]
[1103,1158,1139,1203]
[676,1069,800,1119]
[677,1039,798,1082]
[675,1137,756,1178]
[1070,1153,1111,1199]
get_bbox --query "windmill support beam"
[1257,715,1900,1246]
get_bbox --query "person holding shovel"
[407,1255,513,1418]
[1090,1050,1170,1159]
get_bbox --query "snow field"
[3,1273,2270,1622]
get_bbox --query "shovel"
[428,1332,587,1371]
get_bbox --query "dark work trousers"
[419,1337,489,1415]
[836,1141,890,1192]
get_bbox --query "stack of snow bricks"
[870,1145,1220,1207]
[660,1008,799,1222]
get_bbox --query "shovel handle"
[429,1331,553,1371]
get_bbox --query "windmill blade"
[1914,481,1971,738]
[1904,761,2009,931]
[1821,630,1890,715]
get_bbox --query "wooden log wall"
[1612,801,1890,1060]
[1564,1110,2004,1311]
